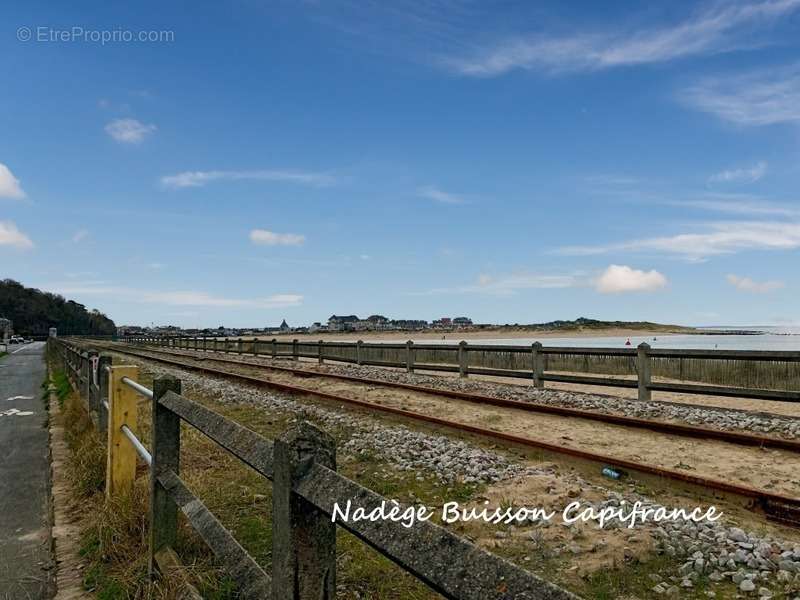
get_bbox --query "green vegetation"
[505,316,693,332]
[0,278,116,337]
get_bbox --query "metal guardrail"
[53,337,578,599]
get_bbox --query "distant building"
[279,319,291,332]
[117,325,145,337]
[453,317,473,327]
[365,315,391,330]
[391,319,429,330]
[328,315,359,331]
[432,317,452,328]
[309,322,328,333]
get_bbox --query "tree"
[0,279,116,336]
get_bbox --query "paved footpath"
[0,342,54,599]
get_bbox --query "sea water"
[411,326,800,351]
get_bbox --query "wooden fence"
[124,336,800,403]
[52,338,578,600]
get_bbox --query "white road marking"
[0,408,35,417]
[5,395,34,402]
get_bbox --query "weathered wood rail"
[122,335,800,403]
[52,338,579,599]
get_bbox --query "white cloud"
[419,272,580,296]
[0,220,34,249]
[71,229,89,243]
[726,274,785,293]
[670,195,799,217]
[417,185,465,205]
[105,118,157,143]
[250,229,306,246]
[161,169,337,189]
[41,283,303,308]
[557,221,800,260]
[442,0,800,76]
[709,161,767,184]
[0,163,26,199]
[682,62,800,125]
[595,265,667,294]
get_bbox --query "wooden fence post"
[531,342,544,389]
[292,339,299,361]
[214,337,218,353]
[458,341,468,378]
[272,422,336,599]
[106,365,139,498]
[149,376,182,577]
[238,338,243,355]
[406,340,414,373]
[272,338,277,359]
[97,355,112,433]
[253,337,259,356]
[637,342,652,402]
[356,340,363,365]
[80,352,88,398]
[86,349,98,410]
[318,340,324,365]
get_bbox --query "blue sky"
[2,0,799,328]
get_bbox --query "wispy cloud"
[105,118,157,143]
[595,265,667,294]
[161,169,338,189]
[0,163,25,199]
[726,274,785,293]
[670,195,799,218]
[708,161,767,184]
[682,61,800,125]
[41,283,303,308]
[417,185,466,204]
[557,221,800,259]
[0,220,34,249]
[441,0,800,76]
[417,272,580,296]
[250,229,306,246]
[71,229,89,244]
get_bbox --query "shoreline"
[257,327,694,342]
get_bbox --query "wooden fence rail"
[51,338,578,600]
[121,335,800,403]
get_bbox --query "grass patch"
[45,370,72,409]
[576,554,730,599]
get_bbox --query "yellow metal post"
[106,365,139,498]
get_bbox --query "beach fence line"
[122,336,800,403]
[51,338,578,600]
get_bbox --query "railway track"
[100,343,800,452]
[85,341,800,527]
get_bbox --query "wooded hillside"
[0,279,116,336]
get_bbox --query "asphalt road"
[0,342,54,599]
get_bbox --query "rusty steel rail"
[97,343,800,453]
[90,342,800,527]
